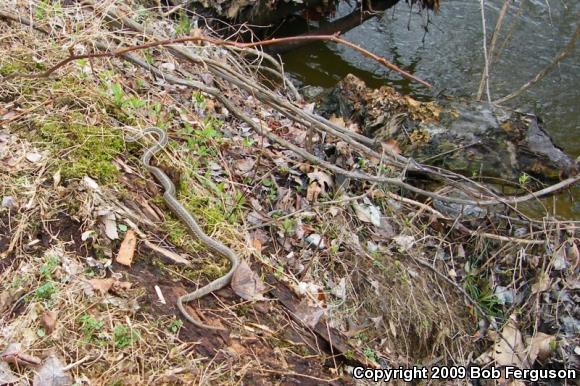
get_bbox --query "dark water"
[281,0,579,219]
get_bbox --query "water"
[281,0,579,219]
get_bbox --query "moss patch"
[37,120,123,184]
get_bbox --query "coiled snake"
[128,127,240,331]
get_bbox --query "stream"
[280,0,579,219]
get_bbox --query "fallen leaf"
[526,332,555,364]
[307,171,334,192]
[85,278,114,296]
[381,139,401,156]
[492,315,528,368]
[393,235,415,251]
[531,271,551,294]
[552,245,569,271]
[116,230,136,266]
[52,169,61,188]
[251,238,262,252]
[305,233,325,249]
[306,181,322,202]
[294,298,325,328]
[330,277,346,300]
[154,285,166,304]
[41,310,58,335]
[231,261,268,301]
[328,115,345,127]
[352,200,381,226]
[99,210,118,240]
[236,158,255,174]
[33,355,72,386]
[0,362,19,384]
[0,290,15,313]
[1,196,15,209]
[0,343,41,366]
[25,151,42,163]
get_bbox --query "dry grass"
[0,1,578,385]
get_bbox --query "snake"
[127,127,240,331]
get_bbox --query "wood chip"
[116,230,136,266]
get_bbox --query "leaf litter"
[0,2,577,385]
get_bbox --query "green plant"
[175,12,191,35]
[35,282,57,301]
[518,172,530,186]
[40,255,60,280]
[464,274,502,317]
[79,314,104,342]
[281,218,295,235]
[168,319,183,334]
[113,324,139,349]
[363,347,379,362]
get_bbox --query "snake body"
[128,127,240,331]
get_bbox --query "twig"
[494,24,579,105]
[478,0,492,104]
[476,0,510,100]
[6,24,431,88]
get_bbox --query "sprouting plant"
[192,91,205,109]
[281,218,295,235]
[363,347,379,362]
[242,137,254,147]
[79,314,104,342]
[175,12,191,36]
[168,319,183,334]
[40,255,60,280]
[113,324,139,349]
[35,282,57,302]
[518,172,530,186]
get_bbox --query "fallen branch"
[7,28,431,87]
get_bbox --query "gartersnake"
[128,127,240,331]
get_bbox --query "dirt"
[44,212,95,258]
[0,212,15,272]
[116,255,353,384]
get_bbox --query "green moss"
[37,120,123,184]
[0,62,24,76]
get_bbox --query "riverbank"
[0,1,578,384]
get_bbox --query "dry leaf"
[492,315,528,368]
[294,298,324,328]
[381,139,401,156]
[526,332,555,364]
[41,310,58,335]
[328,115,345,127]
[0,290,15,313]
[116,230,136,266]
[307,171,334,192]
[236,158,255,174]
[25,151,42,163]
[0,343,41,366]
[305,233,325,249]
[352,201,381,226]
[393,235,415,251]
[85,278,114,296]
[531,271,551,294]
[231,260,268,301]
[33,355,72,386]
[99,210,118,240]
[306,181,322,202]
[251,238,262,252]
[0,362,19,384]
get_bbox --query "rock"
[318,74,577,182]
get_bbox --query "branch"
[6,30,432,88]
